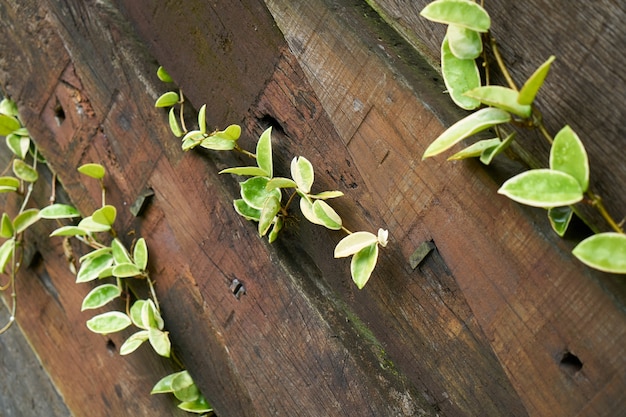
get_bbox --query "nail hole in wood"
[559,350,582,374]
[54,100,66,126]
[229,278,246,299]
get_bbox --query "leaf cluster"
[420,0,626,274]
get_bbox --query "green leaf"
[441,36,481,110]
[81,284,122,310]
[79,247,112,263]
[77,163,105,179]
[479,132,515,165]
[266,177,297,190]
[222,124,241,140]
[0,176,20,192]
[351,243,379,289]
[151,371,184,394]
[259,195,281,236]
[39,204,80,219]
[312,200,342,230]
[291,156,315,193]
[233,199,261,221]
[120,330,149,355]
[1,213,14,238]
[240,176,281,210]
[548,206,574,237]
[0,238,15,274]
[309,190,344,200]
[141,299,164,330]
[518,55,556,105]
[299,196,322,226]
[77,216,111,233]
[549,125,589,192]
[335,231,379,258]
[572,233,626,274]
[268,216,284,243]
[76,253,114,283]
[0,97,19,117]
[6,134,30,159]
[181,130,204,151]
[133,238,148,271]
[0,114,20,136]
[130,300,147,329]
[197,104,207,134]
[86,311,132,334]
[13,208,40,233]
[155,91,179,108]
[256,127,273,177]
[498,169,583,208]
[111,238,132,264]
[421,0,491,32]
[447,138,501,160]
[464,86,531,118]
[199,135,237,151]
[178,396,212,413]
[148,327,171,357]
[168,107,183,137]
[50,225,88,237]
[172,371,200,402]
[112,262,142,278]
[446,24,482,59]
[92,205,116,226]
[220,166,268,177]
[156,66,173,83]
[12,159,38,182]
[423,107,511,158]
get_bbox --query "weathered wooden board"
[0,0,624,417]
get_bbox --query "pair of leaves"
[76,238,147,284]
[334,229,389,289]
[151,370,213,414]
[220,127,273,177]
[119,299,171,358]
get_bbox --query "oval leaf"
[0,176,20,191]
[112,262,142,278]
[233,199,261,221]
[464,86,531,118]
[156,66,173,83]
[151,371,182,394]
[155,91,179,108]
[423,107,511,158]
[168,107,183,137]
[299,197,323,226]
[50,225,88,237]
[200,135,237,151]
[312,200,342,230]
[130,300,147,329]
[268,216,284,243]
[421,0,491,32]
[256,127,273,177]
[81,284,122,310]
[92,205,116,226]
[0,114,20,136]
[172,371,200,402]
[447,138,501,160]
[148,327,171,358]
[291,156,314,193]
[572,233,626,274]
[441,36,481,110]
[519,56,556,105]
[351,243,379,289]
[77,163,105,179]
[309,191,344,200]
[76,253,114,283]
[141,299,164,330]
[1,213,14,238]
[120,330,149,355]
[197,104,207,134]
[133,238,148,271]
[0,98,19,117]
[498,169,583,208]
[446,24,482,59]
[86,311,131,334]
[240,177,281,210]
[39,204,80,219]
[222,124,241,140]
[549,125,589,192]
[266,177,297,190]
[79,247,112,263]
[259,195,281,237]
[77,216,111,233]
[178,397,213,413]
[111,238,132,264]
[0,238,15,274]
[6,134,30,159]
[335,231,378,258]
[12,159,38,182]
[220,166,269,177]
[14,208,40,233]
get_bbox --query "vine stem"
[234,144,256,159]
[490,36,519,91]
[587,191,624,233]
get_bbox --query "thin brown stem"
[490,36,519,91]
[588,191,624,233]
[234,144,257,159]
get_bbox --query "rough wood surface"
[0,1,624,417]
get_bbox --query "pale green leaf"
[572,233,626,274]
[112,262,142,278]
[168,107,183,137]
[441,36,481,110]
[81,284,121,311]
[259,195,281,237]
[155,91,179,108]
[178,397,212,413]
[86,311,131,334]
[0,176,20,191]
[335,231,379,258]
[222,124,241,140]
[464,86,531,118]
[39,204,80,219]
[92,205,116,226]
[76,253,114,283]
[130,300,147,329]
[548,206,574,237]
[240,177,281,210]
[197,104,207,134]
[12,159,38,182]
[268,216,284,243]
[0,98,19,117]
[50,225,88,237]
[0,238,15,274]
[518,56,556,105]
[220,166,269,177]
[1,213,14,238]
[6,134,30,159]
[421,0,491,32]
[77,163,105,179]
[151,371,184,394]
[291,156,314,194]
[299,196,323,226]
[309,191,344,200]
[446,24,482,59]
[498,169,583,208]
[172,371,200,402]
[199,135,237,151]
[351,243,379,289]
[120,330,149,355]
[312,200,342,230]
[79,247,112,263]
[447,138,501,160]
[14,208,40,233]
[77,216,111,233]
[256,127,273,177]
[266,177,297,190]
[148,327,171,357]
[141,299,164,330]
[156,66,173,83]
[181,130,204,151]
[549,125,589,192]
[133,238,148,271]
[423,107,511,158]
[233,199,261,221]
[111,238,132,264]
[479,132,515,165]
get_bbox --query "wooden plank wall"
[0,0,624,416]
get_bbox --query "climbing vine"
[420,0,626,274]
[155,67,388,289]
